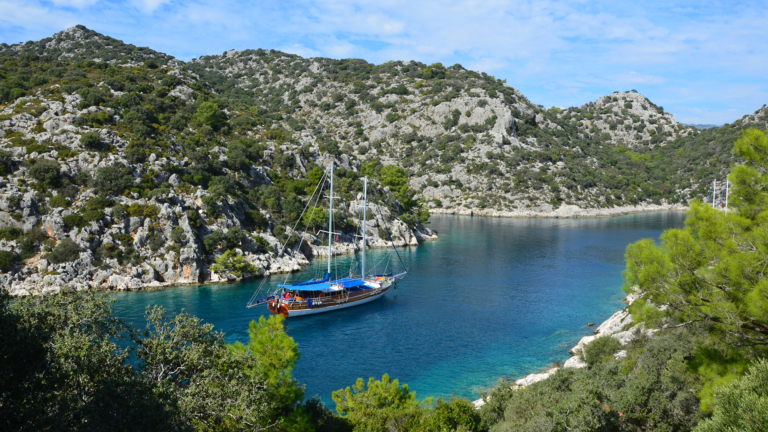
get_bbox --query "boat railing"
[278,286,388,307]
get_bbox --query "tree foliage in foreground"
[695,358,768,432]
[0,291,311,431]
[479,328,701,432]
[625,128,768,347]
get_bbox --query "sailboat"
[247,161,407,317]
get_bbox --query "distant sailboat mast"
[362,176,367,279]
[328,161,334,277]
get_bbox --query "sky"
[1,0,767,125]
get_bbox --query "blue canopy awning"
[278,276,370,292]
[332,278,368,289]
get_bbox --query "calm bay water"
[111,212,685,403]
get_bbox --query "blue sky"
[2,0,767,124]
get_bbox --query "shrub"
[79,133,103,150]
[695,359,768,432]
[48,195,69,208]
[0,250,16,271]
[170,227,186,245]
[186,210,203,228]
[45,238,81,264]
[195,102,220,128]
[0,150,14,175]
[422,398,481,432]
[209,249,258,277]
[252,235,273,253]
[332,374,431,431]
[112,205,126,221]
[582,335,622,367]
[146,232,165,252]
[92,166,134,197]
[28,159,61,187]
[0,227,23,241]
[244,210,268,231]
[63,214,88,230]
[95,242,123,264]
[168,116,186,131]
[203,228,243,253]
[126,146,146,164]
[113,234,134,245]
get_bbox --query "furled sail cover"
[332,278,368,289]
[278,277,369,292]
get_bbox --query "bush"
[28,159,61,187]
[112,205,126,221]
[126,203,159,218]
[695,359,768,432]
[244,210,268,231]
[582,335,622,367]
[209,249,258,277]
[63,214,88,230]
[170,227,186,245]
[48,195,69,208]
[422,398,481,432]
[203,228,243,253]
[332,374,431,432]
[0,250,16,271]
[0,227,23,241]
[0,150,14,176]
[186,210,203,228]
[45,238,81,264]
[79,133,103,150]
[126,146,146,164]
[252,235,273,253]
[92,166,134,197]
[479,329,701,431]
[195,102,220,129]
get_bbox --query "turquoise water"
[111,212,685,403]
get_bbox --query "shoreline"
[471,290,648,408]
[430,203,688,219]
[38,206,684,296]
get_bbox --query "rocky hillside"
[1,25,767,295]
[0,27,436,296]
[182,44,767,213]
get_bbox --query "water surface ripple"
[111,212,685,403]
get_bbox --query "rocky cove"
[472,289,655,408]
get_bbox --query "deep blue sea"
[111,212,685,404]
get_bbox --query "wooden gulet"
[247,162,406,317]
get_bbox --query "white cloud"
[280,43,321,58]
[132,0,171,13]
[51,0,100,8]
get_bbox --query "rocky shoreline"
[431,202,687,218]
[472,289,654,408]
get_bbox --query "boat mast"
[328,161,334,276]
[362,177,367,280]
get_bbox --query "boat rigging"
[246,161,408,317]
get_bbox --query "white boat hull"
[285,289,387,317]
